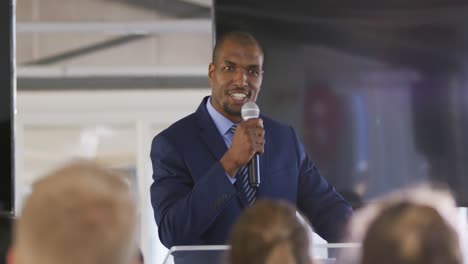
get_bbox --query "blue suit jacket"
[150,97,352,248]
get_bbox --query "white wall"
[16,89,210,264]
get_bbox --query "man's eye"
[248,69,260,76]
[223,66,235,71]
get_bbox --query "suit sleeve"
[291,126,353,242]
[150,134,238,248]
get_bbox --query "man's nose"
[233,68,248,86]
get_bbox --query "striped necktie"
[229,124,257,205]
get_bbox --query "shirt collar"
[206,97,235,136]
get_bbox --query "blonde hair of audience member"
[228,199,314,264]
[361,201,462,264]
[8,161,138,264]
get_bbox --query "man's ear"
[208,63,215,84]
[7,246,15,264]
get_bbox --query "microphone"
[241,102,261,188]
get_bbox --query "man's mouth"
[227,90,250,103]
[230,92,247,100]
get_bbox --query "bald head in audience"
[228,199,314,264]
[8,161,138,264]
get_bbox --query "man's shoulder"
[157,112,198,139]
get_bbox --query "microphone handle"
[248,154,260,188]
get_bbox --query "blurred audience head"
[1,214,13,264]
[362,201,461,264]
[228,199,314,264]
[137,249,144,264]
[9,160,138,264]
[342,185,463,264]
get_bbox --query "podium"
[162,244,360,264]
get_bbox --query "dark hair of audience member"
[228,199,313,264]
[1,214,12,264]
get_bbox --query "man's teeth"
[231,93,247,99]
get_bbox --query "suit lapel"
[195,97,228,161]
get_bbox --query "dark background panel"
[214,0,468,206]
[0,0,14,214]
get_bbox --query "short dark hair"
[0,214,13,264]
[212,31,264,64]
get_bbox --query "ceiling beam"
[17,20,211,34]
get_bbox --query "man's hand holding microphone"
[220,102,263,188]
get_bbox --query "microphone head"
[241,102,260,120]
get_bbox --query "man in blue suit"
[150,31,352,249]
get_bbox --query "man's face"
[208,39,263,122]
